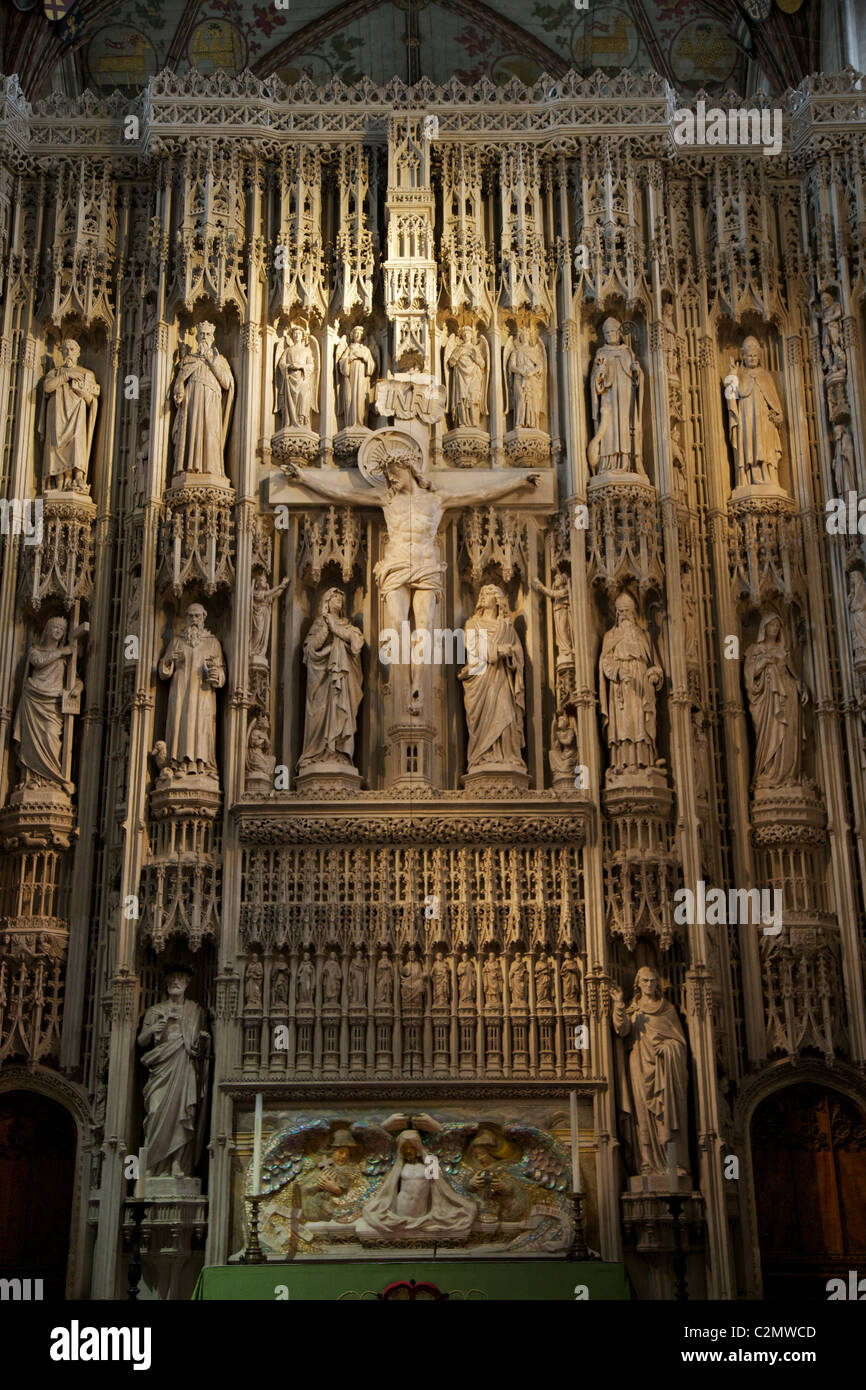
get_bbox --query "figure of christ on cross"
[285,455,540,708]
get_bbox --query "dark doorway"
[751,1083,866,1300]
[0,1091,76,1300]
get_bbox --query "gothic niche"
[272,320,321,467]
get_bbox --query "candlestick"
[667,1138,677,1189]
[569,1089,581,1193]
[134,1146,148,1200]
[252,1092,263,1194]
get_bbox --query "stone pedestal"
[503,427,550,467]
[443,427,490,468]
[295,761,362,796]
[333,427,370,463]
[462,765,530,795]
[272,427,320,467]
[151,771,222,821]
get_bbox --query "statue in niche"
[457,951,475,1008]
[298,588,364,773]
[245,714,275,789]
[723,337,784,490]
[431,952,450,1008]
[157,604,225,779]
[503,325,546,430]
[444,324,489,428]
[460,584,526,773]
[533,570,574,667]
[297,950,315,1007]
[819,288,846,374]
[274,324,319,431]
[400,948,425,1011]
[244,955,263,1011]
[375,952,393,1008]
[348,950,367,1007]
[587,316,644,476]
[598,591,664,778]
[610,965,690,1180]
[38,337,99,492]
[549,712,578,780]
[535,952,553,1005]
[138,967,209,1179]
[12,614,88,795]
[171,322,234,482]
[744,612,808,789]
[849,571,866,667]
[288,440,538,709]
[561,951,581,1005]
[334,323,378,430]
[509,953,528,1008]
[271,962,289,1010]
[249,573,288,668]
[322,949,342,1006]
[297,1127,365,1223]
[482,952,502,1010]
[833,425,856,496]
[356,1118,477,1243]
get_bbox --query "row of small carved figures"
[241,947,584,1014]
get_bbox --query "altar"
[192,1259,631,1301]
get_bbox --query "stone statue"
[245,715,275,790]
[288,442,538,708]
[549,712,578,779]
[375,952,393,1008]
[611,965,689,1179]
[819,288,846,374]
[431,951,450,1008]
[322,949,342,1006]
[12,615,88,795]
[298,588,365,773]
[443,324,488,428]
[271,962,289,1009]
[744,612,807,789]
[587,316,644,475]
[356,1122,476,1242]
[244,956,263,1011]
[509,953,528,1008]
[171,322,234,481]
[533,571,574,666]
[482,951,502,1009]
[157,604,225,778]
[724,337,784,489]
[457,951,476,1008]
[503,325,546,429]
[38,337,99,492]
[561,951,580,1004]
[334,324,377,430]
[400,948,425,1011]
[833,425,856,496]
[535,952,553,1005]
[463,1128,529,1224]
[274,325,319,431]
[249,573,288,668]
[598,592,664,777]
[297,950,315,1006]
[297,1128,365,1222]
[849,571,866,667]
[460,584,526,773]
[138,967,209,1179]
[348,950,367,1007]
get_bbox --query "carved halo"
[357,428,424,488]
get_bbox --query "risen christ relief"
[286,443,539,710]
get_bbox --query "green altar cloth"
[192,1259,631,1301]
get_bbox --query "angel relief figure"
[443,324,489,430]
[274,324,320,432]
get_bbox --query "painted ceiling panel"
[0,0,801,99]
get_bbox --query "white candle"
[569,1090,581,1193]
[667,1139,677,1188]
[252,1093,263,1195]
[134,1146,148,1199]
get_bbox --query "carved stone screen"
[1,0,866,1314]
